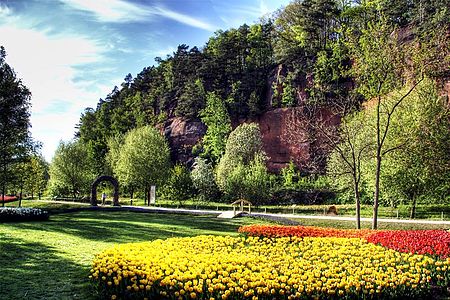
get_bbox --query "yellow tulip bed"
[90,235,450,299]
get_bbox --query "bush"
[0,207,49,222]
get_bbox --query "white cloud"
[0,21,107,161]
[60,0,151,23]
[0,4,12,17]
[60,0,217,31]
[214,0,289,28]
[153,7,217,32]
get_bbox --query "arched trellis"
[91,175,119,206]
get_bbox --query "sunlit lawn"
[0,210,267,300]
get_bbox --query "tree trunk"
[147,187,151,206]
[144,187,148,206]
[19,186,23,207]
[1,185,5,207]
[410,194,417,219]
[130,187,134,200]
[38,192,41,200]
[353,176,361,229]
[373,155,382,230]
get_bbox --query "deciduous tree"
[0,46,33,205]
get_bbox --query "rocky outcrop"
[258,107,339,173]
[160,117,206,166]
[160,107,339,174]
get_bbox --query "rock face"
[258,107,340,173]
[160,108,339,174]
[161,117,206,166]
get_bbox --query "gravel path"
[34,200,450,225]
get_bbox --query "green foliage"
[223,123,263,165]
[217,153,273,205]
[241,153,274,205]
[281,161,297,188]
[216,123,271,203]
[199,92,232,163]
[364,79,450,207]
[175,79,206,119]
[12,154,49,199]
[349,21,404,100]
[190,157,219,201]
[48,140,94,198]
[281,72,296,107]
[161,165,195,204]
[113,126,171,195]
[0,46,33,201]
[105,133,124,175]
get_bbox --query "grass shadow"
[6,211,262,244]
[0,235,95,300]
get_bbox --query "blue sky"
[0,0,291,162]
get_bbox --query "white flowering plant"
[0,207,49,222]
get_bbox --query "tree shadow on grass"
[0,236,96,300]
[6,211,255,244]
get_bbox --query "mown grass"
[0,210,268,300]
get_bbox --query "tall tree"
[199,92,232,163]
[369,78,450,217]
[326,111,373,229]
[113,126,171,205]
[216,123,271,203]
[0,46,33,205]
[348,18,447,228]
[48,140,94,199]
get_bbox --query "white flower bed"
[0,207,49,222]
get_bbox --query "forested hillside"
[77,0,448,172]
[71,0,449,219]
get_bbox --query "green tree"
[281,161,297,188]
[216,123,270,203]
[368,79,450,217]
[113,126,170,205]
[199,92,232,163]
[48,140,94,199]
[162,165,195,205]
[175,79,206,119]
[327,111,373,229]
[349,20,427,229]
[0,46,33,205]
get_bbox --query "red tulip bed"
[239,224,450,259]
[0,195,18,203]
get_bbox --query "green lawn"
[0,210,267,300]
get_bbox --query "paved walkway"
[35,200,450,225]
